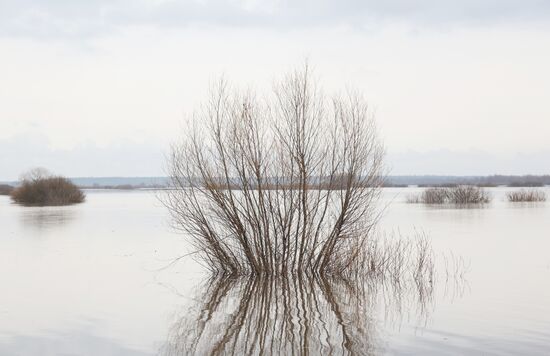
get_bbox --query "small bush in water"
[407,185,490,205]
[506,189,546,202]
[11,169,85,206]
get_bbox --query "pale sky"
[1,0,550,180]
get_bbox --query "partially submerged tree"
[11,168,85,206]
[407,186,490,205]
[164,66,385,276]
[506,189,546,202]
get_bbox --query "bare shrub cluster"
[447,185,491,204]
[358,232,434,284]
[406,187,448,204]
[407,185,490,205]
[10,168,85,206]
[164,66,385,276]
[506,189,546,202]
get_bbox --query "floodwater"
[0,188,549,355]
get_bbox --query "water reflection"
[18,207,77,230]
[160,273,437,356]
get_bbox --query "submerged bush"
[446,185,491,204]
[164,66,385,276]
[506,189,546,202]
[406,187,448,204]
[10,169,85,206]
[407,185,490,205]
[423,187,448,204]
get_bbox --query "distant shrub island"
[407,185,491,205]
[506,189,546,202]
[10,168,85,206]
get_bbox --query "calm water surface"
[0,188,549,355]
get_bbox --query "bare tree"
[163,65,385,276]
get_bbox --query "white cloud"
[1,1,549,177]
[1,0,550,39]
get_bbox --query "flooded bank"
[1,188,549,355]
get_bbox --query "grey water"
[0,188,549,355]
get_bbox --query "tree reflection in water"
[159,272,437,356]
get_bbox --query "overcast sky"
[1,0,550,180]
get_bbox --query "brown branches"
[506,189,546,202]
[407,186,490,205]
[163,65,385,276]
[10,168,85,206]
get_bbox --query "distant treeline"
[386,175,550,187]
[2,175,548,190]
[70,176,169,187]
[80,183,167,190]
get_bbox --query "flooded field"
[1,188,549,355]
